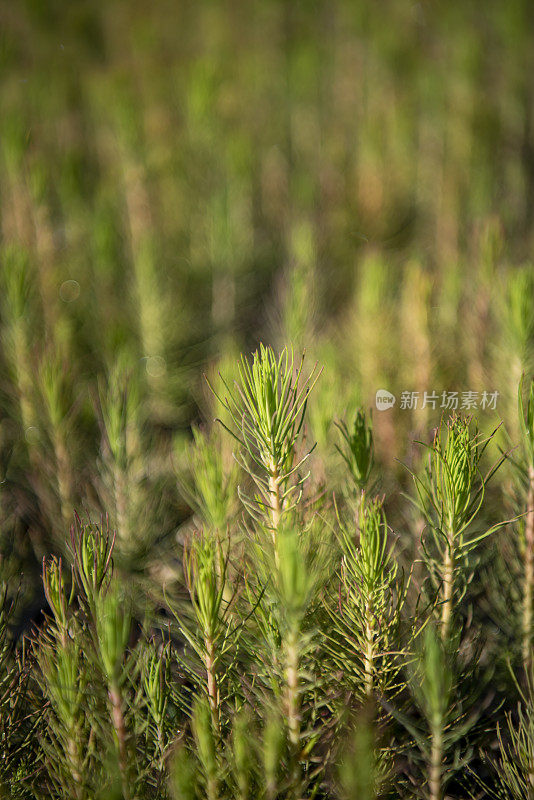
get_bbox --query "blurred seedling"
[178,426,238,537]
[336,409,374,493]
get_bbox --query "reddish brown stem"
[205,638,220,739]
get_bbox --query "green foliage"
[491,693,534,799]
[42,556,72,633]
[1,2,534,797]
[178,426,238,534]
[409,415,505,639]
[410,626,453,741]
[70,514,115,609]
[95,583,131,685]
[338,707,388,800]
[503,267,534,374]
[0,586,34,795]
[326,497,406,699]
[210,345,320,530]
[336,410,374,492]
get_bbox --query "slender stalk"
[269,470,282,530]
[363,597,375,698]
[113,463,129,545]
[429,724,443,800]
[108,683,131,800]
[207,768,218,800]
[441,535,455,642]
[359,491,376,697]
[205,637,221,739]
[285,629,301,796]
[156,724,165,777]
[523,465,534,670]
[269,461,283,564]
[67,734,84,800]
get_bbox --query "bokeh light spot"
[145,355,166,378]
[59,280,80,302]
[24,426,40,445]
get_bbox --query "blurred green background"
[1,0,533,571]
[1,7,534,795]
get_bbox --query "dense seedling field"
[1,1,534,798]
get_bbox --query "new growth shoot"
[209,345,321,557]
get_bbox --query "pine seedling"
[69,514,115,616]
[393,624,479,800]
[141,639,171,780]
[326,497,405,700]
[179,427,238,535]
[337,705,389,800]
[35,628,89,799]
[42,556,73,646]
[177,425,240,631]
[37,558,91,800]
[305,347,346,481]
[408,414,505,641]
[169,742,196,800]
[413,636,497,800]
[97,357,175,580]
[262,710,284,800]
[70,516,137,798]
[335,409,374,495]
[102,84,174,423]
[192,695,219,800]
[518,376,534,670]
[250,523,326,797]
[171,531,237,740]
[94,582,134,800]
[407,625,453,800]
[122,164,172,422]
[37,347,76,534]
[206,180,251,345]
[95,583,132,694]
[96,361,143,555]
[208,345,321,553]
[229,708,255,800]
[0,247,40,447]
[277,527,315,765]
[1,248,35,427]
